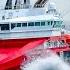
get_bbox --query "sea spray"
[21,51,70,70]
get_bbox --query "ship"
[0,0,70,70]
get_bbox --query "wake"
[21,51,70,70]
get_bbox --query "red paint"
[0,38,46,70]
[0,37,48,48]
[0,35,70,70]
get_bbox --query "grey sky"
[50,0,70,21]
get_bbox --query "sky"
[50,0,70,22]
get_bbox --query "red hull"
[0,35,70,70]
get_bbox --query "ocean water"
[21,51,70,70]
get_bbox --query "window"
[1,24,9,31]
[53,21,58,27]
[2,16,5,20]
[22,23,27,27]
[11,23,16,29]
[62,25,65,28]
[5,0,12,9]
[47,41,51,47]
[59,21,62,24]
[53,21,61,28]
[54,21,60,25]
[24,0,26,4]
[28,22,34,26]
[54,21,57,24]
[17,23,21,27]
[0,24,1,27]
[51,21,53,25]
[47,21,50,25]
[41,22,45,26]
[35,22,40,26]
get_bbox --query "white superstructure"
[0,0,64,39]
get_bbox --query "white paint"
[0,14,60,23]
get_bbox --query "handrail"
[34,0,48,8]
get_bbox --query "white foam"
[21,52,70,70]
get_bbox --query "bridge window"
[53,21,57,27]
[0,24,9,31]
[28,22,34,26]
[59,21,62,24]
[54,21,57,23]
[35,22,40,26]
[47,21,50,25]
[11,23,16,29]
[62,25,65,28]
[22,23,27,27]
[24,0,26,4]
[17,23,21,27]
[51,21,53,25]
[5,0,12,9]
[53,21,61,27]
[41,22,45,26]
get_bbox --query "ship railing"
[4,4,31,10]
[34,0,48,8]
[5,6,12,10]
[14,4,31,9]
[44,40,69,49]
[34,4,44,8]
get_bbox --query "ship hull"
[0,37,48,70]
[0,35,70,70]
